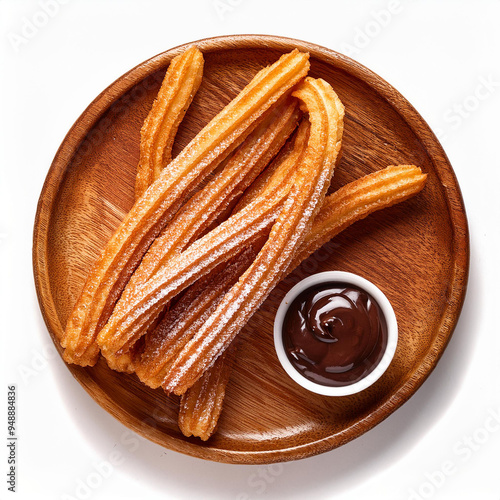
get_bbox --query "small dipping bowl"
[274,271,398,396]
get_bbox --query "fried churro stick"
[121,99,299,307]
[232,127,305,213]
[103,99,300,372]
[135,46,204,199]
[62,49,310,366]
[178,343,237,441]
[89,47,204,373]
[162,77,345,395]
[132,124,311,385]
[132,125,310,385]
[98,116,312,360]
[133,247,258,387]
[291,164,427,267]
[178,164,427,439]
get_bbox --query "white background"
[1,1,499,499]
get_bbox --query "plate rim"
[32,34,470,464]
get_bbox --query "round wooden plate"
[33,35,469,464]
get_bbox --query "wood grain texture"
[33,35,469,464]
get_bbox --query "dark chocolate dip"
[282,282,387,387]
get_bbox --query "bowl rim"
[273,271,399,396]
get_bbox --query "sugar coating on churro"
[63,49,310,366]
[162,77,345,395]
[135,46,204,199]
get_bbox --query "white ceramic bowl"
[273,271,398,396]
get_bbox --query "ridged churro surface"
[62,49,310,366]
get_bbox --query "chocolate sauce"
[282,282,387,387]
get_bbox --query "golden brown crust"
[97,106,312,360]
[291,164,427,267]
[178,343,237,441]
[128,123,313,383]
[62,49,310,366]
[133,248,256,388]
[135,46,204,199]
[121,99,299,302]
[102,99,300,372]
[233,119,310,212]
[162,77,345,395]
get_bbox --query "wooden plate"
[33,35,469,464]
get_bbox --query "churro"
[119,99,299,318]
[135,46,204,199]
[131,124,311,385]
[133,247,257,388]
[177,164,426,439]
[97,114,312,360]
[163,77,344,395]
[178,343,237,441]
[103,99,300,372]
[291,164,427,268]
[62,49,310,366]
